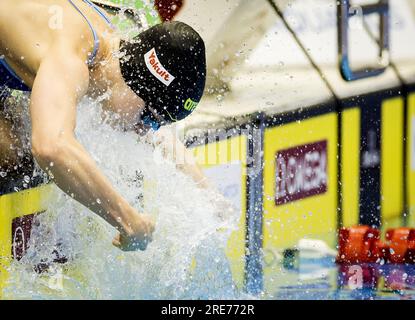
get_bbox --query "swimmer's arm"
[154,127,213,189]
[154,127,235,219]
[174,140,213,189]
[29,49,147,237]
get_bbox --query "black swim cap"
[119,21,206,125]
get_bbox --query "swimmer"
[0,0,208,251]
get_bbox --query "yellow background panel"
[341,108,361,227]
[407,93,415,227]
[0,184,52,295]
[192,135,247,289]
[381,97,404,227]
[262,113,338,293]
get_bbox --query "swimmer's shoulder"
[88,37,126,92]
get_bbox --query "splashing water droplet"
[4,98,245,300]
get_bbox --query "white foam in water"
[3,98,246,299]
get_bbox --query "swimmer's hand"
[112,214,155,251]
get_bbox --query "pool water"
[2,99,246,300]
[2,98,414,300]
[265,256,415,300]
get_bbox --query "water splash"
[3,98,244,299]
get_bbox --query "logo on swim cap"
[184,98,198,112]
[144,48,175,86]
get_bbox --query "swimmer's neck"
[87,36,146,131]
[88,35,123,97]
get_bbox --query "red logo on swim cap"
[144,48,175,86]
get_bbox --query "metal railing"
[337,0,390,81]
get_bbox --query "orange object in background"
[385,228,415,264]
[155,0,183,21]
[336,226,383,264]
[372,239,389,263]
[337,226,415,265]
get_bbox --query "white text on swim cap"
[144,48,175,86]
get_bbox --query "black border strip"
[264,100,336,128]
[184,121,251,148]
[340,87,402,109]
[403,84,415,225]
[245,115,265,295]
